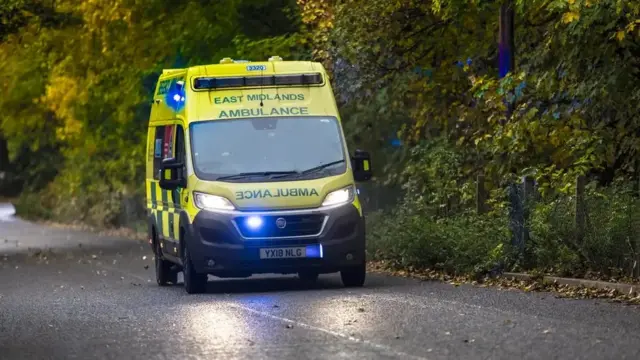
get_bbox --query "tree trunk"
[0,132,8,171]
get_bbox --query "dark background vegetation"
[1,0,640,281]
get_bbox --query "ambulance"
[145,56,372,294]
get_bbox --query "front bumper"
[184,203,365,276]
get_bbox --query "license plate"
[260,247,306,259]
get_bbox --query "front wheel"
[182,245,208,294]
[340,263,366,287]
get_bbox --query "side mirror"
[351,149,372,182]
[159,157,186,190]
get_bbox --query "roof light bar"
[193,73,323,90]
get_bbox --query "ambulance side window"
[175,125,185,180]
[152,126,166,180]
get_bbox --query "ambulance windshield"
[189,116,347,182]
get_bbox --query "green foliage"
[366,206,512,276]
[318,0,640,277]
[529,181,640,279]
[0,0,311,227]
[323,0,640,195]
[398,138,473,217]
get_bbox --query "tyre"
[340,262,366,287]
[155,240,177,286]
[298,270,319,283]
[182,244,207,294]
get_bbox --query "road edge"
[502,272,638,297]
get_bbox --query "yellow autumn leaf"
[562,11,580,24]
[616,30,625,42]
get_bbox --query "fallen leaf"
[286,324,293,329]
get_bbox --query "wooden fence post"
[575,175,586,244]
[522,176,535,246]
[508,182,524,256]
[476,175,487,214]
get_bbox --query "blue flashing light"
[305,244,323,259]
[246,216,263,230]
[164,79,186,112]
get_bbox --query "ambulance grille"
[235,214,326,238]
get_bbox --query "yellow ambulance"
[145,56,372,294]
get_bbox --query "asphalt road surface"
[1,203,640,360]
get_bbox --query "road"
[1,203,640,360]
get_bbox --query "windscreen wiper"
[217,171,299,181]
[299,159,345,175]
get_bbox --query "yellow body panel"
[145,58,361,243]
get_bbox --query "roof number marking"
[247,65,267,71]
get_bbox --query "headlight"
[322,185,355,207]
[193,192,235,211]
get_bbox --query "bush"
[366,204,512,276]
[13,190,54,221]
[14,167,146,232]
[529,181,640,279]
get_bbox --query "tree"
[298,0,640,206]
[0,0,311,224]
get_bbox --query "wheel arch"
[148,212,159,255]
[178,210,192,259]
